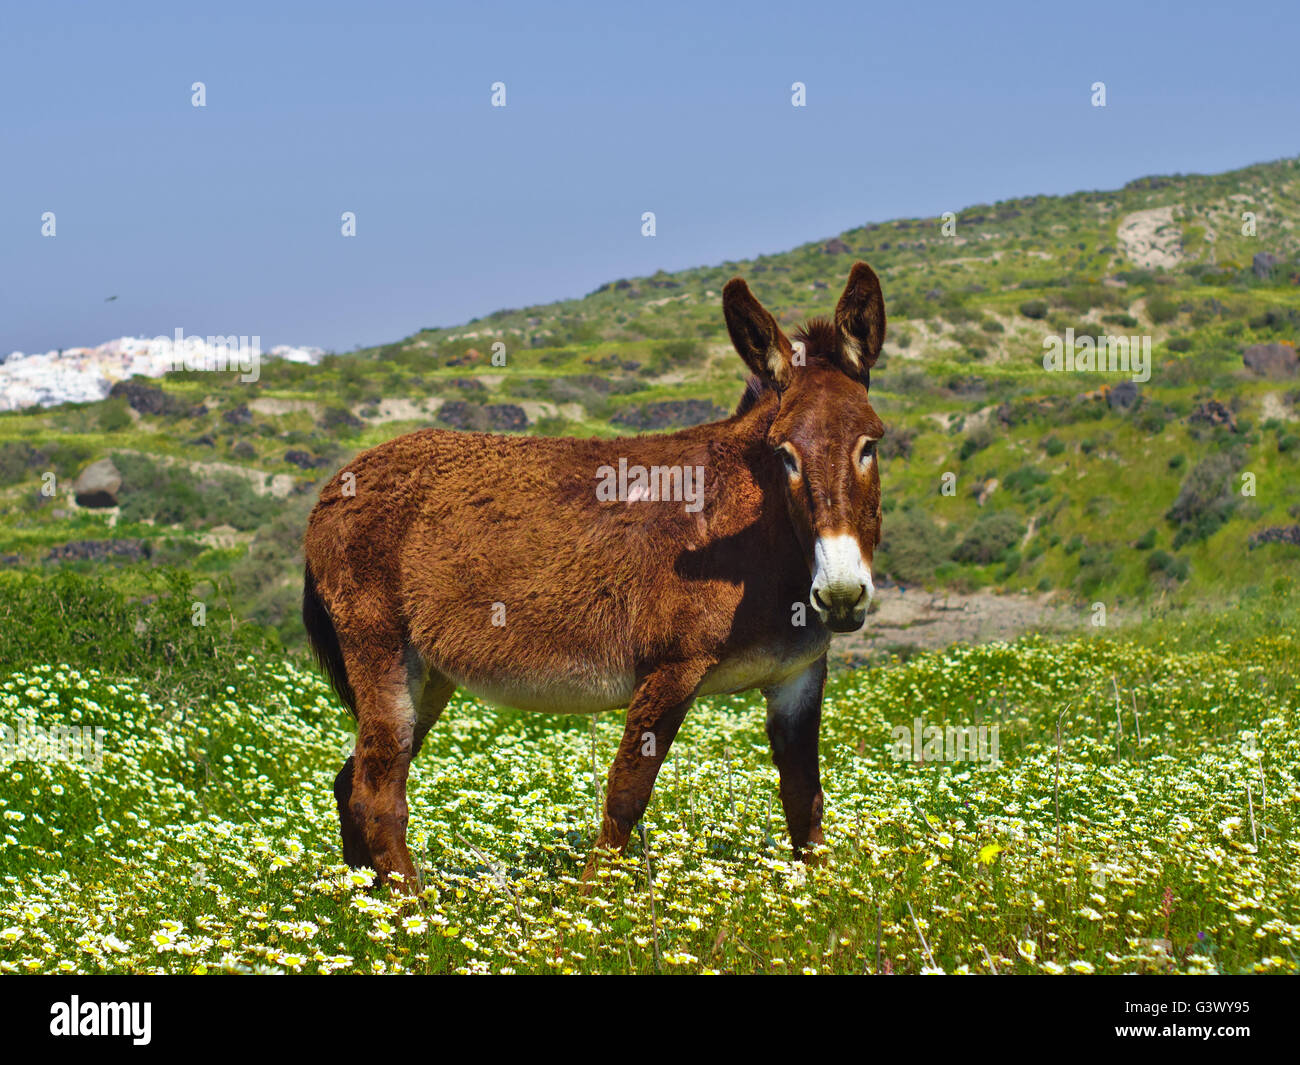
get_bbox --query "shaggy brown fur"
[303,262,888,891]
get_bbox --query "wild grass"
[0,579,1295,974]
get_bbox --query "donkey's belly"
[698,636,830,697]
[446,635,827,715]
[456,671,637,715]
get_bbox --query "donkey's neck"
[692,384,802,556]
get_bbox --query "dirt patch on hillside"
[249,398,320,417]
[828,587,1076,668]
[1261,392,1298,422]
[1117,206,1183,269]
[359,398,439,424]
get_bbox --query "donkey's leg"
[344,648,452,891]
[409,655,455,762]
[581,664,705,888]
[335,651,453,877]
[334,754,372,868]
[763,655,828,863]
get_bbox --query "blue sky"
[3,0,1297,355]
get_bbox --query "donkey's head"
[724,262,886,632]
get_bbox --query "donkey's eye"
[775,444,801,478]
[857,438,878,471]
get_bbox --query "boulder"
[822,238,851,255]
[108,380,186,416]
[611,399,727,431]
[284,449,330,469]
[1242,342,1298,377]
[1188,400,1237,432]
[1253,251,1283,279]
[1108,381,1141,410]
[435,402,531,433]
[46,538,150,563]
[1248,525,1300,549]
[72,458,122,508]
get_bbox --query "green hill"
[3,155,1299,648]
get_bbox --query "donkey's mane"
[731,316,852,416]
[733,374,769,416]
[792,317,840,358]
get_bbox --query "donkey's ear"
[723,278,795,388]
[833,261,886,376]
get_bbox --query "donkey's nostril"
[854,584,867,606]
[812,588,829,612]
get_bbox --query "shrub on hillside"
[650,339,704,368]
[1146,294,1181,324]
[1103,313,1139,329]
[1147,549,1190,581]
[0,569,271,696]
[878,424,916,461]
[1166,453,1238,548]
[1137,406,1169,434]
[1003,465,1050,496]
[959,424,995,460]
[98,397,133,432]
[952,511,1024,565]
[0,439,95,488]
[1077,551,1120,596]
[115,453,282,532]
[876,508,951,584]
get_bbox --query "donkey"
[303,261,887,891]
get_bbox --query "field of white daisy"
[2,583,1296,976]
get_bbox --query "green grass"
[1,580,1296,974]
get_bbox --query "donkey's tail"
[303,564,357,717]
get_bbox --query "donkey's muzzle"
[810,534,874,632]
[813,587,868,632]
[828,607,868,633]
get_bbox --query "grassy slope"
[2,160,1299,975]
[2,157,1298,643]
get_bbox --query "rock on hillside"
[1242,342,1298,377]
[611,399,727,431]
[1248,525,1300,548]
[72,458,123,508]
[435,402,530,432]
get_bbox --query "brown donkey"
[303,261,887,890]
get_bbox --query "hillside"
[2,155,1299,652]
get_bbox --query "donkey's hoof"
[578,860,601,897]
